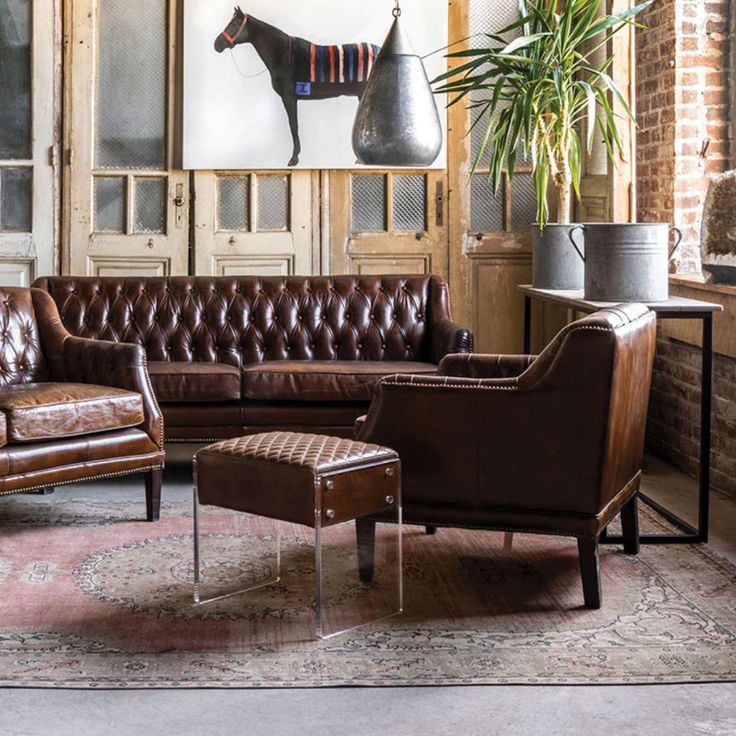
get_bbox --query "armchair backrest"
[0,288,47,387]
[513,303,657,512]
[359,304,656,517]
[32,275,454,366]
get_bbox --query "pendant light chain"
[393,0,401,18]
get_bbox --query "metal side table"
[520,285,723,545]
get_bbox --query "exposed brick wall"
[647,332,736,499]
[636,0,677,234]
[636,0,732,274]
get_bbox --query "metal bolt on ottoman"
[192,431,403,640]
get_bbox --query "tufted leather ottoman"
[192,431,402,639]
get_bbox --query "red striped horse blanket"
[289,37,381,95]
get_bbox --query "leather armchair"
[0,288,164,520]
[355,304,657,608]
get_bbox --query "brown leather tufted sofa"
[355,304,657,608]
[33,275,472,441]
[0,288,164,520]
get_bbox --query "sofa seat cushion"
[242,361,438,402]
[0,383,144,443]
[0,412,6,448]
[147,362,241,403]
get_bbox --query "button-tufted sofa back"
[0,288,46,387]
[33,276,451,366]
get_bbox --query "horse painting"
[214,6,381,167]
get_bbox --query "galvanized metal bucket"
[569,223,683,302]
[532,224,585,290]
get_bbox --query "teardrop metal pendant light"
[352,1,442,167]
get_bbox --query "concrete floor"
[1,446,734,736]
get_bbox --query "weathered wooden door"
[447,0,636,353]
[329,169,449,278]
[64,0,189,276]
[192,170,316,276]
[447,0,544,353]
[0,0,57,285]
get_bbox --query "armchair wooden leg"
[356,518,376,583]
[577,537,602,609]
[145,469,162,522]
[620,495,640,555]
[425,525,437,536]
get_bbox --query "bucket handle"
[568,225,585,262]
[669,227,683,260]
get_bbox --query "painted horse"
[215,6,380,166]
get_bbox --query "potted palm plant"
[435,0,652,291]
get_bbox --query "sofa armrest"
[439,353,537,379]
[62,337,164,451]
[431,318,474,364]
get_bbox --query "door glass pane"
[393,175,426,232]
[0,167,32,232]
[257,176,288,231]
[469,0,532,232]
[470,115,494,166]
[219,176,250,231]
[511,173,537,229]
[96,0,166,169]
[0,0,31,159]
[352,175,386,232]
[134,177,166,233]
[95,176,126,232]
[468,1,518,165]
[471,174,503,232]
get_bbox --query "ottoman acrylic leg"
[315,505,403,641]
[192,485,281,606]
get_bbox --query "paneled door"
[0,0,57,285]
[447,0,635,353]
[447,0,542,353]
[330,170,448,277]
[192,170,316,276]
[64,0,189,276]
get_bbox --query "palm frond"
[434,0,652,225]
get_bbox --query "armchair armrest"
[439,353,537,379]
[353,414,368,439]
[431,318,474,364]
[62,337,163,451]
[356,373,519,444]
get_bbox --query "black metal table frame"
[523,295,714,545]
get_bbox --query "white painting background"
[183,0,448,169]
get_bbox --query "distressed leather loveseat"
[33,275,472,440]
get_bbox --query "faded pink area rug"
[0,497,735,688]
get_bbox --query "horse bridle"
[221,14,248,47]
